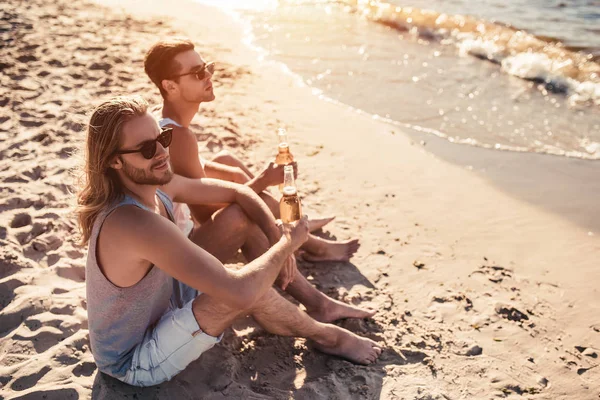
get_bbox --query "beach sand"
[0,0,599,398]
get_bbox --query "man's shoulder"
[168,125,197,146]
[102,205,160,238]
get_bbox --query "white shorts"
[120,280,222,387]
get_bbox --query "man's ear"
[161,79,177,96]
[109,154,123,170]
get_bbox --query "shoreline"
[234,0,600,161]
[1,0,599,398]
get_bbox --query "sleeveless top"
[158,117,195,236]
[85,190,175,378]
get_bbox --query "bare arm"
[167,126,207,179]
[203,159,298,195]
[163,175,280,245]
[111,207,307,308]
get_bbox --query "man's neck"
[162,98,200,128]
[120,180,159,211]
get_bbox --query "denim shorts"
[121,280,222,387]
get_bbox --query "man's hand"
[279,215,309,252]
[258,160,298,188]
[276,255,297,290]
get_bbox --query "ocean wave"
[343,0,600,106]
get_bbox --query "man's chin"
[202,93,216,102]
[149,169,174,186]
[158,170,174,185]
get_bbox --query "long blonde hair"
[76,96,148,244]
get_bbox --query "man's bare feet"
[313,327,382,365]
[302,239,360,262]
[308,216,335,233]
[306,298,376,323]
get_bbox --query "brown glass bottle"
[279,165,302,224]
[275,128,293,192]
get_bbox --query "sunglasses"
[115,128,173,160]
[170,62,215,81]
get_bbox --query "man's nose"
[156,141,169,157]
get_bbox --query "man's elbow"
[229,286,257,310]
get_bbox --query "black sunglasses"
[170,62,215,81]
[115,128,173,160]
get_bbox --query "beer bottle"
[275,128,294,192]
[279,165,302,224]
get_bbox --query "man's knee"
[221,203,252,231]
[249,288,280,311]
[212,150,234,165]
[191,294,239,337]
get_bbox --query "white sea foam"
[353,0,600,106]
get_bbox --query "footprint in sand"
[4,174,31,184]
[31,234,63,252]
[0,278,27,309]
[0,297,46,335]
[379,347,429,367]
[470,264,513,284]
[0,250,34,279]
[10,212,32,228]
[31,132,51,144]
[13,327,67,353]
[19,118,46,128]
[73,361,97,377]
[495,303,530,323]
[55,265,85,282]
[1,197,35,212]
[575,346,598,359]
[58,146,76,158]
[66,249,84,259]
[432,292,474,312]
[49,303,76,316]
[10,366,52,391]
[16,54,37,63]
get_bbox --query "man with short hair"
[77,96,382,387]
[144,37,361,263]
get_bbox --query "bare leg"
[188,190,357,263]
[211,150,255,179]
[286,272,376,323]
[252,194,357,262]
[188,203,254,262]
[301,236,361,262]
[192,288,382,365]
[238,226,373,322]
[190,209,373,321]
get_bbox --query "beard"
[121,158,173,186]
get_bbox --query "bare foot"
[302,239,360,262]
[307,298,376,323]
[314,327,382,365]
[308,216,335,233]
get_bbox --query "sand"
[0,0,599,398]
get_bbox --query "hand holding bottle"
[258,160,298,188]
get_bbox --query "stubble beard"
[121,159,173,186]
